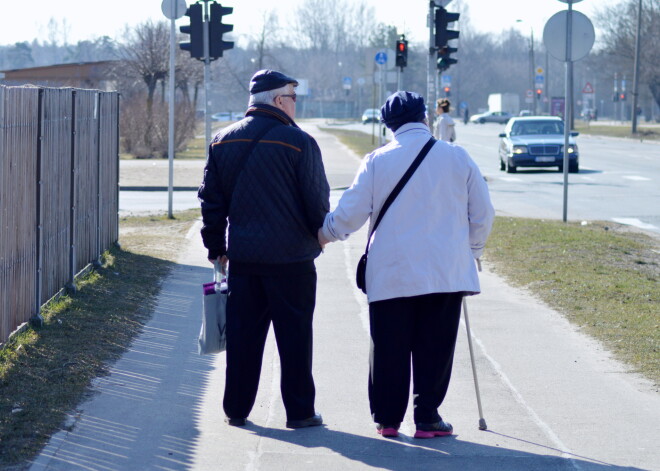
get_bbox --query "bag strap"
[364,136,436,254]
[225,119,281,204]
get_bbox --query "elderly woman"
[318,91,494,439]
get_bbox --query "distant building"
[0,60,118,91]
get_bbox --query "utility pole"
[631,0,643,134]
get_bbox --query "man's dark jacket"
[198,103,330,275]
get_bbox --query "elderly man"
[198,70,329,429]
[319,91,494,439]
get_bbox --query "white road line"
[468,328,582,470]
[622,175,651,181]
[579,176,595,182]
[499,177,523,182]
[612,218,659,230]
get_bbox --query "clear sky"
[0,0,619,47]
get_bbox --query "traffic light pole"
[202,0,212,148]
[168,9,176,218]
[427,1,436,129]
[562,0,574,223]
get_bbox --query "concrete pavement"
[30,124,660,470]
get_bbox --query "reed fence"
[0,85,119,344]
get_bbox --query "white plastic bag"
[198,261,227,355]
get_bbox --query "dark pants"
[368,292,463,425]
[223,271,317,421]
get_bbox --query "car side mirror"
[571,131,580,137]
[498,133,506,138]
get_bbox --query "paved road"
[453,122,660,234]
[31,124,660,470]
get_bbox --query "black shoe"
[414,419,453,439]
[286,413,323,429]
[225,416,247,427]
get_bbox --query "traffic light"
[443,86,451,97]
[536,88,542,99]
[437,46,457,71]
[613,93,619,102]
[620,92,626,101]
[209,3,234,59]
[180,3,203,59]
[395,36,408,69]
[435,7,460,49]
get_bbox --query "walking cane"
[463,258,487,430]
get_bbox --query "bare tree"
[117,20,169,148]
[596,0,660,110]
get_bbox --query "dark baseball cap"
[249,69,299,94]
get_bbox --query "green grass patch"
[484,217,660,384]
[0,209,200,467]
[319,126,382,158]
[574,122,660,141]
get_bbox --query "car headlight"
[512,145,528,154]
[567,144,578,154]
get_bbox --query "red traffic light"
[536,89,542,95]
[398,42,406,52]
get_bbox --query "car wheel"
[499,158,506,171]
[506,160,517,173]
[569,163,579,173]
[478,118,485,124]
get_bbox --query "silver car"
[498,117,579,173]
[470,111,512,124]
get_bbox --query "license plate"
[535,157,555,162]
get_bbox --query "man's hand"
[317,228,330,249]
[208,255,229,275]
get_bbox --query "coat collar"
[245,103,298,128]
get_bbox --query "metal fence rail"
[0,85,119,344]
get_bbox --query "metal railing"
[0,85,120,344]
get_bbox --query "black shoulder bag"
[356,137,436,294]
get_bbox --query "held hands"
[318,228,330,249]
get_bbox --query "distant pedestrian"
[435,98,456,142]
[318,91,494,439]
[463,106,469,125]
[198,69,330,429]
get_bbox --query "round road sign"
[161,0,187,20]
[543,10,595,62]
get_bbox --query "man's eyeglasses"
[278,93,297,103]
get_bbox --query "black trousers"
[223,271,317,421]
[368,292,463,425]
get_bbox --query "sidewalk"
[29,214,660,470]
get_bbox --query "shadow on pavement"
[243,423,644,471]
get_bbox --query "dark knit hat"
[249,69,298,94]
[380,91,427,130]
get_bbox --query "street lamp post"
[517,20,536,114]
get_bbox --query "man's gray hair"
[249,84,292,106]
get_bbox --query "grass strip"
[573,122,660,141]
[319,126,381,158]
[0,209,200,467]
[484,217,659,385]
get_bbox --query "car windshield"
[510,121,564,136]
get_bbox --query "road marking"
[468,325,582,469]
[579,176,595,182]
[622,175,651,181]
[612,218,659,230]
[499,176,523,182]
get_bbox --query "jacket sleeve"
[465,149,495,258]
[198,143,228,260]
[296,136,330,236]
